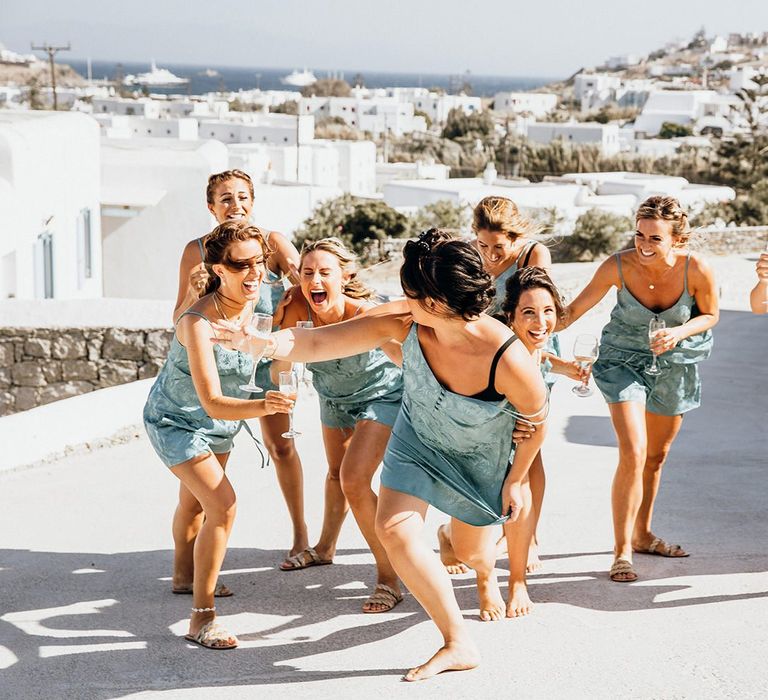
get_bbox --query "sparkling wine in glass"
[295,320,314,387]
[645,316,666,376]
[279,370,301,439]
[239,313,273,393]
[572,333,599,397]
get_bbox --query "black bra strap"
[521,241,538,268]
[486,335,518,391]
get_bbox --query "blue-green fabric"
[593,252,713,416]
[307,348,403,430]
[143,311,254,467]
[380,323,520,527]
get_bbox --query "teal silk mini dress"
[143,311,254,468]
[306,305,403,429]
[592,252,713,416]
[380,323,527,527]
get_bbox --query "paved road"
[1,306,767,699]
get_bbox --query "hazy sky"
[4,1,768,78]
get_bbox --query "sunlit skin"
[475,229,520,276]
[560,215,719,581]
[301,250,347,322]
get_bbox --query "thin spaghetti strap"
[514,241,534,266]
[684,253,691,295]
[521,241,538,268]
[196,237,205,262]
[487,335,518,387]
[615,252,625,288]
[177,310,216,331]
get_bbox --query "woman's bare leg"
[170,452,237,644]
[260,413,309,562]
[632,412,686,554]
[450,518,504,621]
[376,487,480,682]
[172,451,229,592]
[527,452,545,572]
[607,401,648,578]
[502,475,535,617]
[339,421,401,609]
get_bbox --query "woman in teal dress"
[561,196,718,583]
[274,238,406,614]
[172,169,309,573]
[444,196,557,577]
[144,221,294,649]
[217,229,548,681]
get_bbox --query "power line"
[30,42,71,110]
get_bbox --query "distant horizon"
[63,56,565,83]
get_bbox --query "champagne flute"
[295,320,314,387]
[572,333,599,397]
[645,316,666,376]
[239,313,273,393]
[279,370,301,439]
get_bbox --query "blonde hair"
[472,196,544,241]
[635,195,691,247]
[300,237,374,300]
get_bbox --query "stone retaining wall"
[0,328,173,416]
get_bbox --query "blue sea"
[68,59,558,97]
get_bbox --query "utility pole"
[31,42,71,110]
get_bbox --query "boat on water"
[281,68,317,87]
[198,68,220,78]
[123,60,189,87]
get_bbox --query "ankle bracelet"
[191,606,215,613]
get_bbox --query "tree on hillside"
[270,100,298,114]
[659,121,694,139]
[553,209,633,262]
[295,195,411,258]
[412,200,470,234]
[441,107,493,141]
[301,78,352,97]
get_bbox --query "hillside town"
[1,29,766,304]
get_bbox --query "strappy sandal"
[362,583,404,613]
[184,620,238,650]
[172,581,233,597]
[279,547,333,571]
[634,536,689,558]
[609,558,638,583]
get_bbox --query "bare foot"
[526,542,543,573]
[403,640,480,682]
[477,574,505,622]
[438,524,470,575]
[506,581,533,618]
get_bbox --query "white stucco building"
[524,121,621,156]
[0,111,101,300]
[493,92,558,118]
[633,90,740,137]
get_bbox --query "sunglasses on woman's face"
[224,256,265,272]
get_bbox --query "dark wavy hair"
[502,266,565,322]
[202,221,270,295]
[400,228,495,320]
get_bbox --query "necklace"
[212,291,249,325]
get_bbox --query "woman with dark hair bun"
[214,228,548,681]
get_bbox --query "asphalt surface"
[1,302,767,699]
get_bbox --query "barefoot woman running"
[219,229,548,680]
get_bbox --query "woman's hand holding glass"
[572,334,599,397]
[239,313,274,393]
[278,370,301,439]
